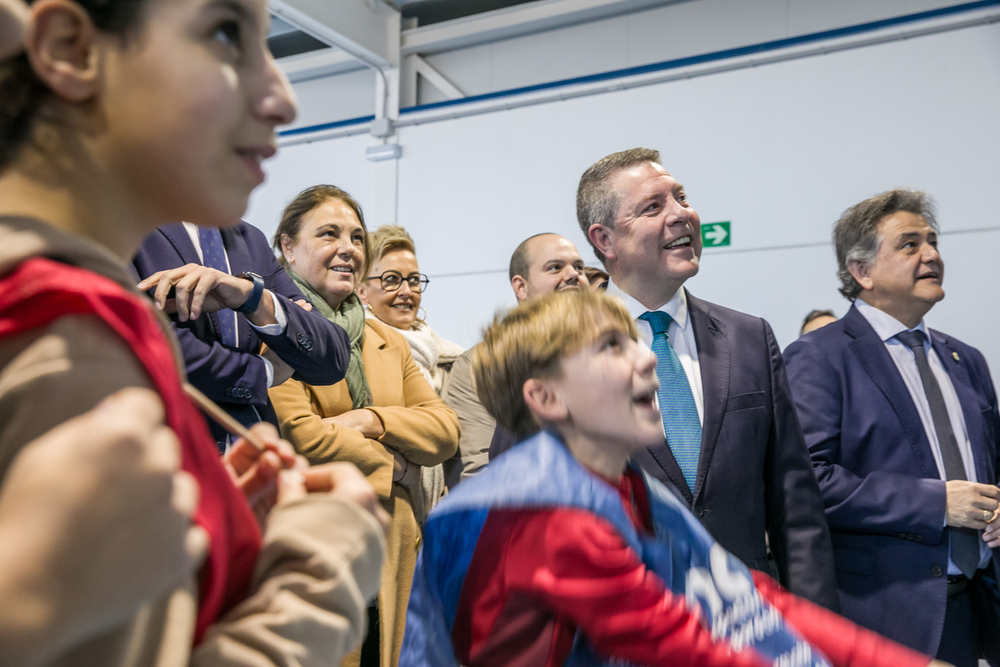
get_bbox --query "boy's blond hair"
[473,290,637,440]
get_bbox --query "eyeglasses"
[365,270,430,293]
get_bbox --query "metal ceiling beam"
[279,48,369,83]
[401,0,687,56]
[269,0,401,69]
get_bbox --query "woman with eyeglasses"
[357,225,463,394]
[269,185,459,667]
[356,224,464,527]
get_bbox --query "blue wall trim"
[281,114,375,137]
[281,0,1000,137]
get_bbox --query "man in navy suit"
[133,221,350,448]
[784,189,1000,665]
[577,148,838,610]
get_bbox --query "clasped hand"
[945,480,1000,546]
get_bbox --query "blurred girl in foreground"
[0,0,385,664]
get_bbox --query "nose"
[335,237,355,259]
[666,202,691,224]
[255,53,298,127]
[560,266,580,285]
[397,279,414,298]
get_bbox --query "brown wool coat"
[269,317,459,667]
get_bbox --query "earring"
[417,307,427,323]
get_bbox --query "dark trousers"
[936,572,984,667]
[359,601,380,667]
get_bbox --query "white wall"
[247,4,1000,373]
[293,0,967,115]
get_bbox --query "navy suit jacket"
[133,222,350,442]
[783,304,1000,657]
[630,291,839,610]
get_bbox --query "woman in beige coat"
[356,224,465,522]
[269,185,459,667]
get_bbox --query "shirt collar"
[606,279,689,329]
[854,298,927,342]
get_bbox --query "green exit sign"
[701,221,731,248]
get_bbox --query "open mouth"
[236,149,263,164]
[665,235,692,250]
[633,387,658,409]
[392,303,414,311]
[330,266,353,275]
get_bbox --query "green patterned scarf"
[289,271,372,409]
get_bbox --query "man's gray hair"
[576,148,662,265]
[833,189,938,300]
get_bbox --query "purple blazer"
[133,221,350,442]
[784,303,1000,658]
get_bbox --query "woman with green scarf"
[269,185,459,667]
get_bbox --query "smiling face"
[92,0,296,229]
[589,161,702,309]
[512,234,589,301]
[545,318,663,465]
[358,248,422,331]
[851,211,944,328]
[280,197,366,310]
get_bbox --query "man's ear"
[523,377,567,425]
[26,0,100,103]
[848,260,874,292]
[510,275,528,302]
[587,224,616,263]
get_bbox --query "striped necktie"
[896,329,979,577]
[198,227,237,348]
[640,310,702,491]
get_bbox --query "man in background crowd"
[442,233,589,486]
[801,309,837,336]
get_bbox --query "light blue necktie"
[198,227,237,348]
[640,310,702,491]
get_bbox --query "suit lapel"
[843,307,940,479]
[930,330,991,482]
[687,291,728,500]
[158,223,200,264]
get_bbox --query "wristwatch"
[237,272,264,315]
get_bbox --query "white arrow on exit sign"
[701,222,731,248]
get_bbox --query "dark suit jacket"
[631,290,839,610]
[783,304,1000,658]
[133,222,350,442]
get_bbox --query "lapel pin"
[952,352,960,362]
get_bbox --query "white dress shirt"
[854,299,989,572]
[606,279,704,425]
